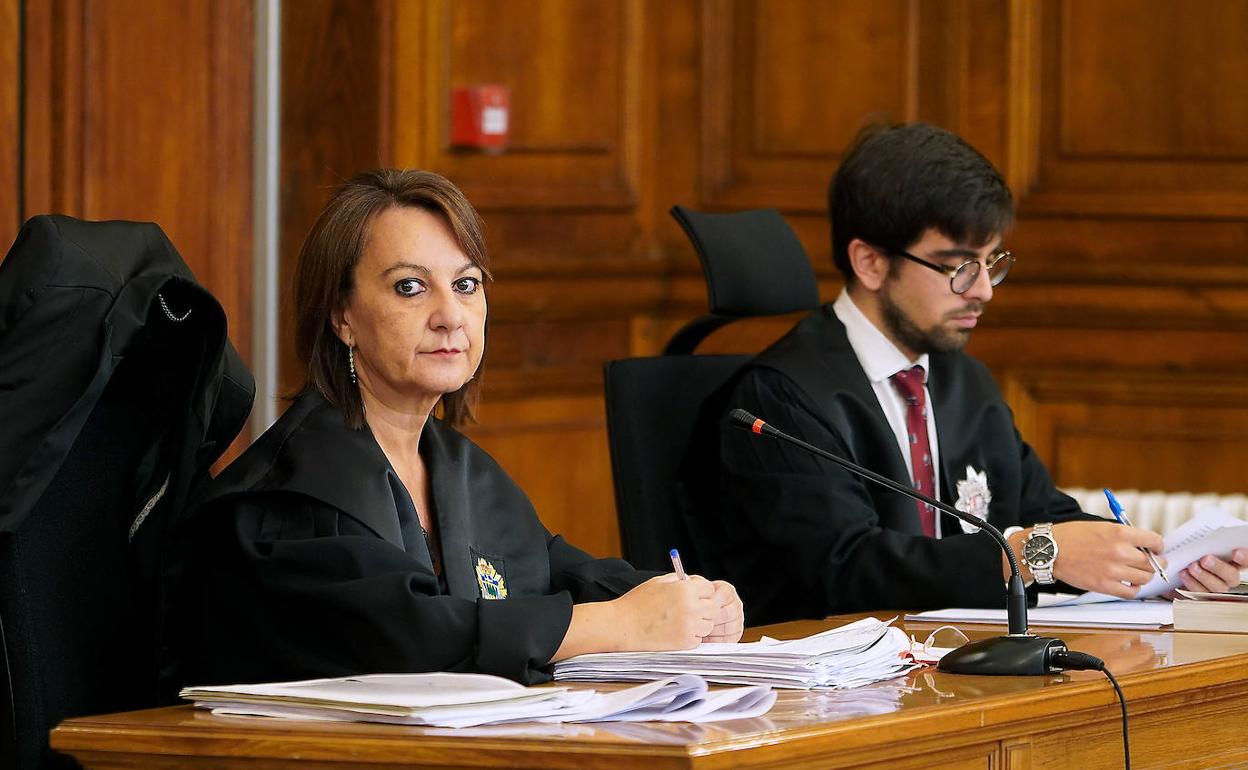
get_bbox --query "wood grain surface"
[50,615,1248,770]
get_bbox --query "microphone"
[729,408,1068,676]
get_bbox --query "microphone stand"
[730,408,1068,675]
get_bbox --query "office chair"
[0,216,254,770]
[603,206,819,573]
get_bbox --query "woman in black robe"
[183,170,743,686]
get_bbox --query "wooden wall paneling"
[0,0,17,250]
[999,367,1248,494]
[391,0,651,271]
[278,0,392,393]
[645,0,701,263]
[700,0,918,213]
[984,281,1248,332]
[1007,216,1248,288]
[396,0,642,213]
[20,0,254,464]
[21,0,254,366]
[919,0,1012,168]
[1012,0,1248,219]
[203,0,255,365]
[22,0,85,217]
[1004,0,1041,196]
[465,395,619,557]
[972,326,1248,377]
[693,0,1009,287]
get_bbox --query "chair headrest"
[670,205,819,317]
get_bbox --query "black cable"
[1050,649,1130,770]
[1102,668,1130,770]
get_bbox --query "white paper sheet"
[1061,506,1248,605]
[185,672,776,728]
[553,617,918,690]
[907,599,1174,629]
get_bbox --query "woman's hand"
[550,574,720,662]
[703,580,744,644]
[608,574,718,651]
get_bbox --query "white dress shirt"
[832,290,945,537]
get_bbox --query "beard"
[879,280,981,355]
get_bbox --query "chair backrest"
[664,205,819,354]
[604,355,751,572]
[604,205,820,573]
[0,339,175,770]
[0,216,253,770]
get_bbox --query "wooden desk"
[51,617,1248,770]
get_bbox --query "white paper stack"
[907,598,1175,629]
[180,672,776,728]
[553,617,917,689]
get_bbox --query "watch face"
[1023,535,1056,567]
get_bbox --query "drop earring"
[348,346,357,384]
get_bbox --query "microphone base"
[937,635,1066,676]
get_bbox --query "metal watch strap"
[1028,522,1056,584]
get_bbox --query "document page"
[183,672,777,727]
[1054,506,1248,606]
[553,617,918,689]
[907,600,1174,629]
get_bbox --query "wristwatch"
[1021,522,1059,584]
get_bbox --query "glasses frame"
[889,248,1015,295]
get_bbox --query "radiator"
[1062,488,1248,535]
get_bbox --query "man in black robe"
[692,123,1247,625]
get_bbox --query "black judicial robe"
[689,306,1094,625]
[183,391,647,686]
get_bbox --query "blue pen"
[669,548,689,581]
[1104,488,1169,583]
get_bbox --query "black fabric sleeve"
[719,369,1005,616]
[1014,430,1095,526]
[546,533,655,602]
[197,495,573,686]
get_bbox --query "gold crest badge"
[474,557,508,599]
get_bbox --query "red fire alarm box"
[450,85,509,150]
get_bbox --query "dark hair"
[292,169,492,429]
[828,122,1013,283]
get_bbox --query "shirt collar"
[832,289,930,385]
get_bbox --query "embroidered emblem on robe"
[954,465,992,534]
[475,557,508,599]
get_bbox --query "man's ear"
[330,306,353,347]
[847,239,890,292]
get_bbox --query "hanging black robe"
[687,306,1096,625]
[182,391,647,686]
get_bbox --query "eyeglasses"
[889,248,1015,295]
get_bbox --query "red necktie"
[890,366,936,537]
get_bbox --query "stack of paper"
[553,617,917,689]
[907,597,1175,629]
[181,672,776,728]
[1172,587,1248,633]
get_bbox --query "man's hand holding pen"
[1053,521,1163,598]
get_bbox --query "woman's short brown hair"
[292,169,492,429]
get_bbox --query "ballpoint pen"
[669,548,689,580]
[1104,487,1170,583]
